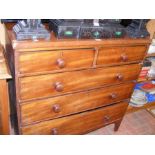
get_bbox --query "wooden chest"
[6,32,150,134]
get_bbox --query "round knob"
[121,54,128,62]
[51,128,58,135]
[54,82,64,92]
[52,104,61,113]
[56,58,65,68]
[110,93,117,99]
[104,116,110,122]
[116,74,123,81]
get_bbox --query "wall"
[146,19,155,39]
[0,22,6,46]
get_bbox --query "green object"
[64,31,73,36]
[93,31,100,37]
[115,31,122,36]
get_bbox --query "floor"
[88,109,155,135]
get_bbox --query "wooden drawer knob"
[104,116,110,122]
[54,82,64,92]
[121,54,128,62]
[110,93,117,99]
[51,128,58,135]
[56,58,65,68]
[116,74,123,81]
[52,104,61,113]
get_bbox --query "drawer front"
[97,46,147,66]
[21,102,128,135]
[19,49,95,74]
[21,82,135,126]
[19,64,141,101]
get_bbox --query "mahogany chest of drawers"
[6,31,150,134]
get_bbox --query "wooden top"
[0,45,11,80]
[8,31,151,52]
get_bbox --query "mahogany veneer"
[5,30,150,135]
[22,101,128,135]
[21,82,135,126]
[19,64,141,101]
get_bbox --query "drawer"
[19,64,141,101]
[20,82,135,126]
[19,49,95,75]
[97,46,147,66]
[21,101,128,135]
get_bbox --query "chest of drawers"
[6,31,150,134]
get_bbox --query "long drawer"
[21,101,128,135]
[18,49,95,75]
[19,64,141,101]
[97,46,147,66]
[20,82,135,126]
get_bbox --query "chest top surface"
[8,31,151,52]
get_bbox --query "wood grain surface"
[0,45,11,80]
[0,44,11,134]
[20,82,135,125]
[19,48,95,75]
[97,46,147,66]
[21,101,128,135]
[19,64,141,101]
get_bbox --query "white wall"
[0,22,7,47]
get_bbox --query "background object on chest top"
[49,19,126,39]
[13,19,51,41]
[126,19,150,38]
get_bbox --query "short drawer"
[19,49,95,75]
[21,101,128,135]
[20,82,135,125]
[97,46,147,66]
[19,64,141,101]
